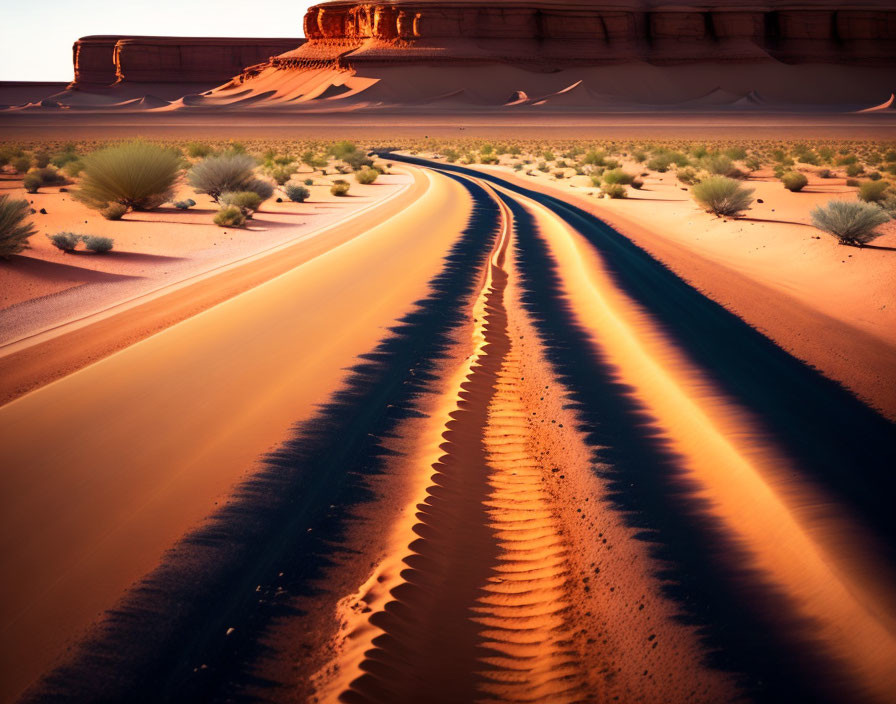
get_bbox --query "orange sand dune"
[0,167,471,702]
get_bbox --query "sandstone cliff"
[72,36,303,86]
[288,0,896,67]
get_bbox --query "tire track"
[336,180,587,703]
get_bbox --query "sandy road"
[315,162,896,704]
[5,159,896,704]
[0,166,472,702]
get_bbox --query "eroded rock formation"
[71,36,302,86]
[284,0,896,68]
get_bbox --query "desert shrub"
[240,178,274,202]
[48,232,80,252]
[632,150,647,162]
[101,203,128,220]
[63,159,85,178]
[269,164,298,185]
[83,235,114,253]
[304,178,314,186]
[185,142,212,158]
[220,190,263,216]
[188,152,257,203]
[213,205,245,228]
[601,184,627,199]
[781,171,808,192]
[0,195,36,258]
[285,184,310,202]
[677,167,697,184]
[355,167,378,184]
[631,178,643,190]
[173,198,196,210]
[846,178,861,187]
[334,164,352,174]
[23,174,41,193]
[692,176,755,216]
[75,141,181,213]
[885,150,896,162]
[34,151,51,168]
[867,171,882,181]
[877,196,896,217]
[810,200,890,246]
[51,150,79,168]
[724,146,747,161]
[845,163,864,177]
[858,180,889,203]
[330,180,351,196]
[12,156,31,173]
[647,154,673,172]
[817,168,832,178]
[553,170,566,179]
[603,169,634,185]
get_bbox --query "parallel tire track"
[339,180,586,703]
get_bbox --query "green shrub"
[701,154,738,177]
[12,156,31,173]
[75,141,181,213]
[845,163,863,177]
[63,160,85,178]
[601,184,627,199]
[692,176,755,216]
[213,205,246,228]
[817,168,832,179]
[858,180,889,203]
[101,203,128,220]
[355,167,379,184]
[185,141,212,158]
[188,152,257,203]
[330,180,351,196]
[285,184,310,202]
[603,169,634,185]
[34,151,51,168]
[0,195,36,258]
[241,178,274,202]
[51,150,79,168]
[810,200,890,246]
[173,198,196,210]
[677,167,697,184]
[23,174,41,193]
[781,171,809,192]
[221,190,263,215]
[304,178,314,186]
[846,178,861,187]
[48,232,80,252]
[647,154,673,172]
[83,235,114,253]
[268,164,298,185]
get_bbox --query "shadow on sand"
[24,176,502,703]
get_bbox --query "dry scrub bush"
[284,184,310,202]
[810,201,890,246]
[603,169,634,185]
[83,235,114,253]
[188,152,258,203]
[75,141,180,213]
[213,205,246,228]
[781,172,809,192]
[601,184,627,199]
[0,195,36,258]
[858,180,889,203]
[355,167,378,184]
[48,232,81,252]
[101,203,128,220]
[221,191,263,217]
[330,180,351,196]
[693,176,755,217]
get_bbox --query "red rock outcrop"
[285,0,896,68]
[71,36,303,86]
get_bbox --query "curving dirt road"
[4,160,896,704]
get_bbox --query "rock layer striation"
[72,36,303,85]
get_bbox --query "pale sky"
[0,0,314,82]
